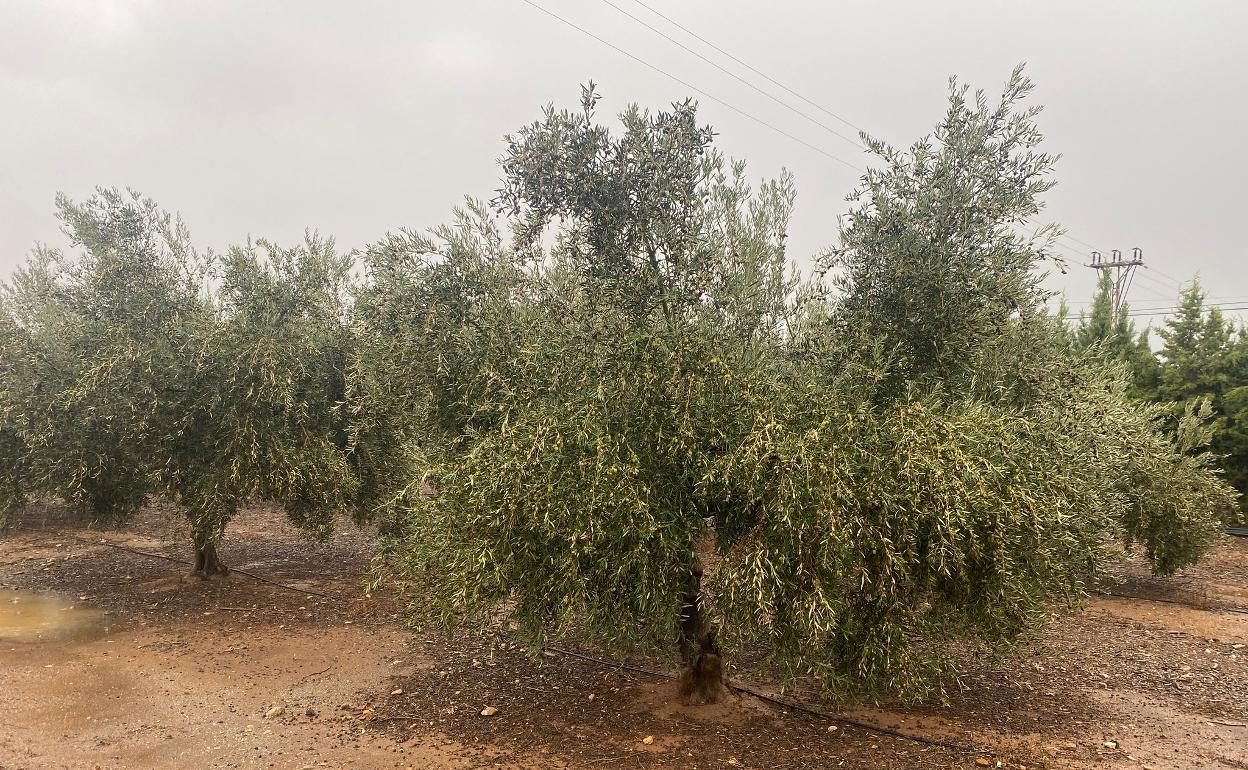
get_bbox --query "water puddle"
[0,588,108,643]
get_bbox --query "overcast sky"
[2,0,1245,323]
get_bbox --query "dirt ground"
[2,504,1246,770]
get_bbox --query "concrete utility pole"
[1087,247,1144,323]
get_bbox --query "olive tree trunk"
[191,529,229,579]
[676,562,726,704]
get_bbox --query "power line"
[1124,302,1248,318]
[518,0,863,171]
[1055,302,1248,322]
[1127,309,1248,319]
[1065,291,1248,308]
[600,0,864,150]
[1147,266,1189,288]
[1062,290,1248,318]
[1044,238,1088,260]
[1127,283,1176,302]
[1046,238,1134,272]
[528,0,1232,300]
[1054,237,1108,261]
[622,0,871,138]
[1060,290,1248,320]
[1136,268,1185,290]
[614,0,1121,272]
[1057,232,1105,254]
[1133,270,1184,296]
[1126,293,1248,307]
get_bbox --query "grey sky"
[2,0,1245,324]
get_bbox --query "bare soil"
[2,503,1246,770]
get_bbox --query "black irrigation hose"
[542,646,978,756]
[84,538,346,602]
[1093,588,1248,616]
[1226,527,1248,538]
[1093,589,1202,608]
[543,645,675,681]
[727,684,974,756]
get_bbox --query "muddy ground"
[1,503,1246,770]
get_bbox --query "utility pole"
[1087,247,1144,323]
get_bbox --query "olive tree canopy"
[362,73,1234,702]
[0,188,355,575]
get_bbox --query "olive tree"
[356,87,792,701]
[1,188,355,575]
[184,235,358,573]
[363,74,1234,702]
[714,69,1233,697]
[1,193,201,535]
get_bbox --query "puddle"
[0,588,108,643]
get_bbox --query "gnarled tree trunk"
[191,530,229,579]
[676,561,726,704]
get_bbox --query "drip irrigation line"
[726,684,973,755]
[229,566,345,603]
[88,539,186,565]
[543,645,671,680]
[541,646,978,755]
[84,538,345,602]
[1092,588,1248,616]
[1093,588,1202,608]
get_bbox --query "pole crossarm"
[1086,247,1145,323]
